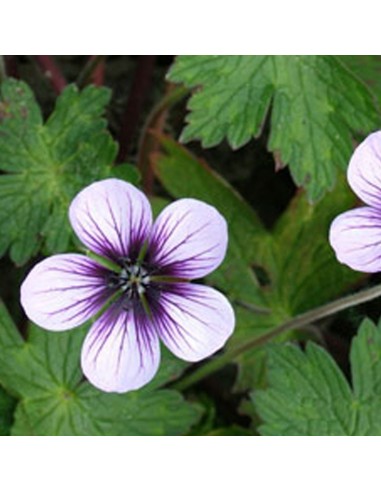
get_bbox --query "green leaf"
[0,79,118,264]
[12,384,199,436]
[207,425,253,436]
[349,318,381,435]
[153,136,363,392]
[0,385,16,435]
[253,318,381,435]
[168,55,380,201]
[152,135,269,309]
[109,163,141,185]
[339,56,381,106]
[0,302,200,436]
[235,175,363,391]
[265,175,362,315]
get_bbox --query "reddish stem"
[76,55,106,88]
[116,55,156,163]
[4,56,19,78]
[90,55,105,86]
[34,55,67,94]
[138,84,189,195]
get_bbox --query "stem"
[234,299,271,315]
[137,84,189,194]
[117,55,157,164]
[3,56,19,78]
[0,56,6,84]
[76,55,106,89]
[34,56,66,94]
[171,283,381,391]
[91,57,105,86]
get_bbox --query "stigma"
[108,262,150,298]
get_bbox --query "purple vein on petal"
[148,199,228,279]
[151,210,192,254]
[348,132,381,209]
[82,201,120,259]
[20,254,112,331]
[81,298,160,393]
[159,245,223,276]
[133,304,159,366]
[41,286,110,321]
[69,179,153,263]
[353,172,381,206]
[153,219,214,266]
[105,194,127,257]
[87,305,121,362]
[151,300,197,353]
[148,282,235,362]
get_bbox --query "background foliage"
[0,55,381,435]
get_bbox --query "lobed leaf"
[0,385,16,435]
[0,302,200,436]
[0,79,121,264]
[254,318,381,435]
[168,55,380,201]
[339,55,381,106]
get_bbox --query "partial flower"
[21,179,235,393]
[330,131,381,272]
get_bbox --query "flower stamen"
[109,262,151,299]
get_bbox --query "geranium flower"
[330,131,381,272]
[21,179,235,392]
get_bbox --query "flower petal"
[348,131,381,209]
[20,254,111,331]
[149,199,228,279]
[81,305,160,393]
[69,179,153,261]
[329,207,381,272]
[152,283,235,362]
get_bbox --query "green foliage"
[0,385,16,435]
[1,58,380,437]
[0,79,119,264]
[207,425,253,436]
[0,302,200,436]
[168,55,380,201]
[152,135,269,308]
[153,136,363,391]
[110,162,141,185]
[253,318,381,436]
[235,175,363,391]
[264,175,362,315]
[339,56,381,106]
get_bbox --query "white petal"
[69,179,152,261]
[20,254,110,331]
[154,283,235,362]
[81,306,160,393]
[149,198,228,279]
[329,207,381,272]
[348,131,381,209]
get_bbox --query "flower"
[330,131,381,272]
[20,179,235,393]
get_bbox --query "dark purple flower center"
[108,259,151,301]
[105,251,183,318]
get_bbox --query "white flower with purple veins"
[330,131,381,272]
[21,179,235,393]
